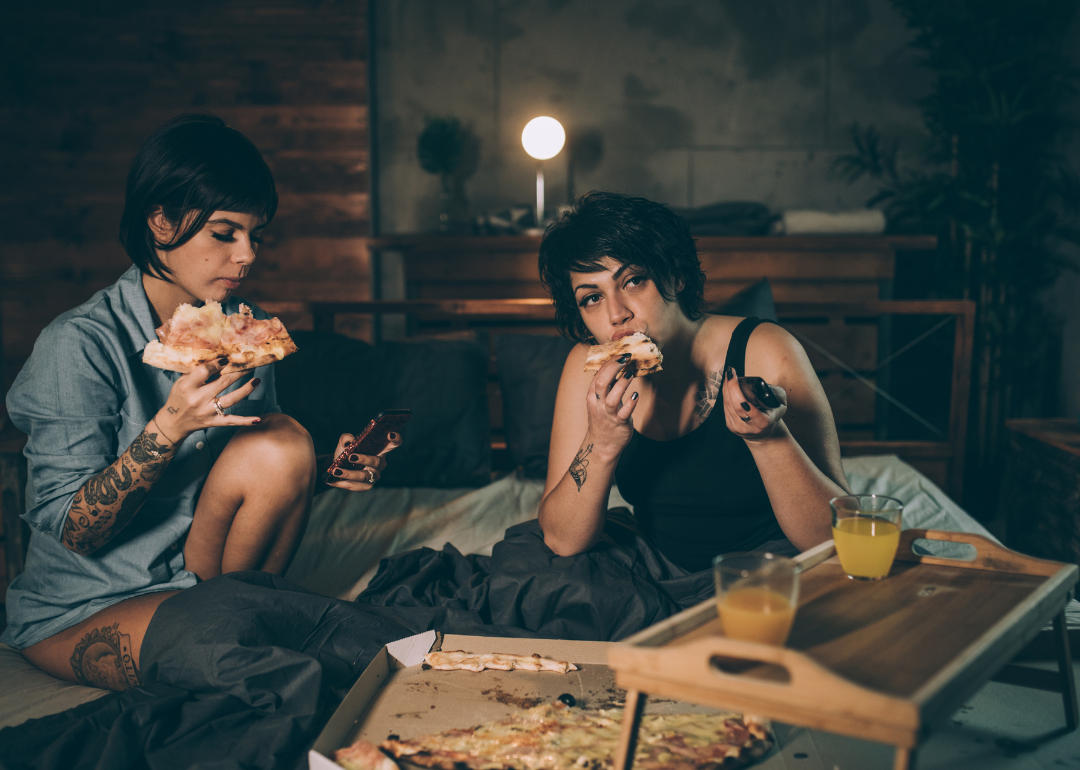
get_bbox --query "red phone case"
[325,411,411,477]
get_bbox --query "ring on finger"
[367,469,376,484]
[213,397,226,417]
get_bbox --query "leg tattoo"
[70,623,141,691]
[569,444,593,491]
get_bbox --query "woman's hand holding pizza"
[325,431,403,492]
[721,366,788,442]
[585,354,639,461]
[153,357,262,444]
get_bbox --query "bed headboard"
[262,298,975,502]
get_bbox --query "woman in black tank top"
[536,192,851,572]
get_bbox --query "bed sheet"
[0,455,1049,732]
[286,454,993,602]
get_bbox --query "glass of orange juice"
[830,494,904,580]
[712,553,800,645]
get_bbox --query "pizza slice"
[219,304,298,372]
[424,650,579,674]
[583,332,663,376]
[142,300,297,374]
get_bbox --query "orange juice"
[717,587,796,644]
[832,516,901,579]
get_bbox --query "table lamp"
[521,116,565,228]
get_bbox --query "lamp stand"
[535,167,545,228]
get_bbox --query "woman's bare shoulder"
[744,322,812,381]
[692,314,741,370]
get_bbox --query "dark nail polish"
[218,357,229,365]
[741,402,751,411]
[349,455,360,463]
[631,392,639,400]
[252,378,261,387]
[333,469,343,477]
[618,354,631,363]
[388,433,398,440]
[726,367,734,381]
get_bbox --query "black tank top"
[614,317,784,573]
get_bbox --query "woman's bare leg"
[183,412,316,580]
[21,413,316,689]
[21,590,179,690]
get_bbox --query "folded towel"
[775,208,887,235]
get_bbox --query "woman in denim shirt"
[2,115,396,691]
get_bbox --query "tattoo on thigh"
[569,444,593,491]
[70,623,141,691]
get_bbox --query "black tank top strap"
[723,317,775,376]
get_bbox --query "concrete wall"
[373,0,1079,418]
[373,0,929,233]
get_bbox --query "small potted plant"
[417,116,479,232]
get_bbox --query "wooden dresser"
[1001,419,1080,566]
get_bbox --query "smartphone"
[738,376,782,410]
[325,409,412,477]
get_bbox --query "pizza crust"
[334,739,401,770]
[583,333,663,376]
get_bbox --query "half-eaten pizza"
[583,332,663,376]
[334,701,772,770]
[424,650,578,674]
[142,300,298,374]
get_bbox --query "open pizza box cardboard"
[307,632,891,770]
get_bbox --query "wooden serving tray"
[607,529,1079,770]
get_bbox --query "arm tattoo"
[568,444,593,491]
[70,622,141,691]
[693,370,725,425]
[62,427,176,555]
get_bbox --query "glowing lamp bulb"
[522,117,566,160]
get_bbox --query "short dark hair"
[538,191,706,342]
[119,113,278,280]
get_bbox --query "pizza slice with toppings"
[142,300,297,374]
[364,701,772,770]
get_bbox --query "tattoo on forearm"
[70,623,141,691]
[569,444,592,491]
[693,370,725,425]
[62,427,175,555]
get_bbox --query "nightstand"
[1001,419,1080,566]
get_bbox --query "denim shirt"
[1,265,280,649]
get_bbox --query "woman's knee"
[232,413,315,482]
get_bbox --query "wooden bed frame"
[262,297,976,501]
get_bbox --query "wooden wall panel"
[0,0,373,396]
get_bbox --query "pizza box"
[308,631,859,770]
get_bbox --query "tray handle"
[896,528,1065,577]
[621,635,918,732]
